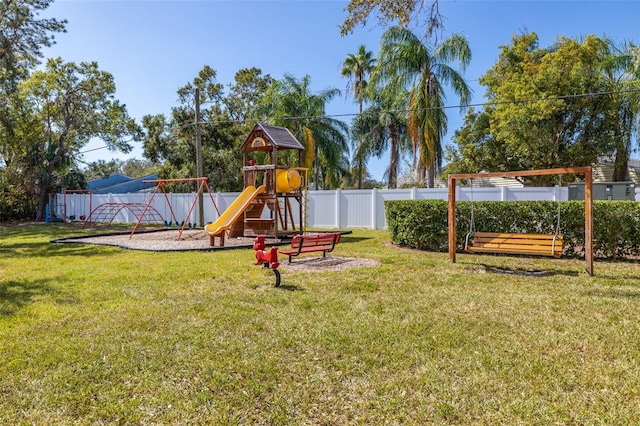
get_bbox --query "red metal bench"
[279,233,341,263]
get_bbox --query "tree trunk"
[36,184,49,221]
[612,109,632,182]
[357,144,364,189]
[36,131,68,221]
[427,168,435,188]
[314,146,320,190]
[613,146,630,181]
[388,125,399,189]
[415,146,426,187]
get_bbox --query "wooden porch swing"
[462,177,564,258]
[448,167,594,276]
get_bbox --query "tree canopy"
[254,74,350,189]
[373,27,472,187]
[445,33,640,185]
[350,85,411,188]
[20,58,142,219]
[141,66,273,193]
[342,44,377,188]
[340,0,444,38]
[0,0,66,93]
[2,0,638,220]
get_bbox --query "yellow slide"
[205,185,266,238]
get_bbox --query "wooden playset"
[231,122,309,240]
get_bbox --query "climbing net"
[84,203,164,229]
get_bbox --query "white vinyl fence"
[51,186,609,231]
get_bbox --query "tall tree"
[19,57,141,220]
[373,27,471,187]
[224,67,273,125]
[342,44,376,188]
[600,39,640,181]
[447,33,637,185]
[485,34,615,181]
[254,74,350,189]
[341,44,376,114]
[141,66,271,192]
[0,0,66,94]
[143,66,237,192]
[351,86,410,188]
[0,0,66,219]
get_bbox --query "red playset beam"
[131,177,220,240]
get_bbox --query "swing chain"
[554,175,562,237]
[469,178,476,235]
[464,178,476,251]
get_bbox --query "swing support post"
[447,167,594,276]
[448,176,457,262]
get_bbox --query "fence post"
[335,189,341,229]
[215,192,221,221]
[371,188,377,229]
[501,187,507,201]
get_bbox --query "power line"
[79,145,109,154]
[78,87,640,157]
[192,87,640,126]
[77,137,139,156]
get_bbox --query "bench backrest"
[291,233,341,249]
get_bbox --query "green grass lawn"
[1,223,639,424]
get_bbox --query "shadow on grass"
[276,284,305,292]
[0,222,89,238]
[0,240,122,259]
[1,222,127,259]
[583,288,640,299]
[0,278,56,316]
[466,263,581,277]
[584,272,640,282]
[339,235,372,244]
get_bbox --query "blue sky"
[42,0,640,181]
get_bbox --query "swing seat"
[465,232,564,258]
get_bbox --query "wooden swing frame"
[448,167,594,276]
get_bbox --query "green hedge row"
[385,200,640,260]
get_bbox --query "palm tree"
[342,44,377,114]
[373,27,472,187]
[351,86,411,188]
[342,45,376,188]
[600,38,640,181]
[254,74,349,189]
